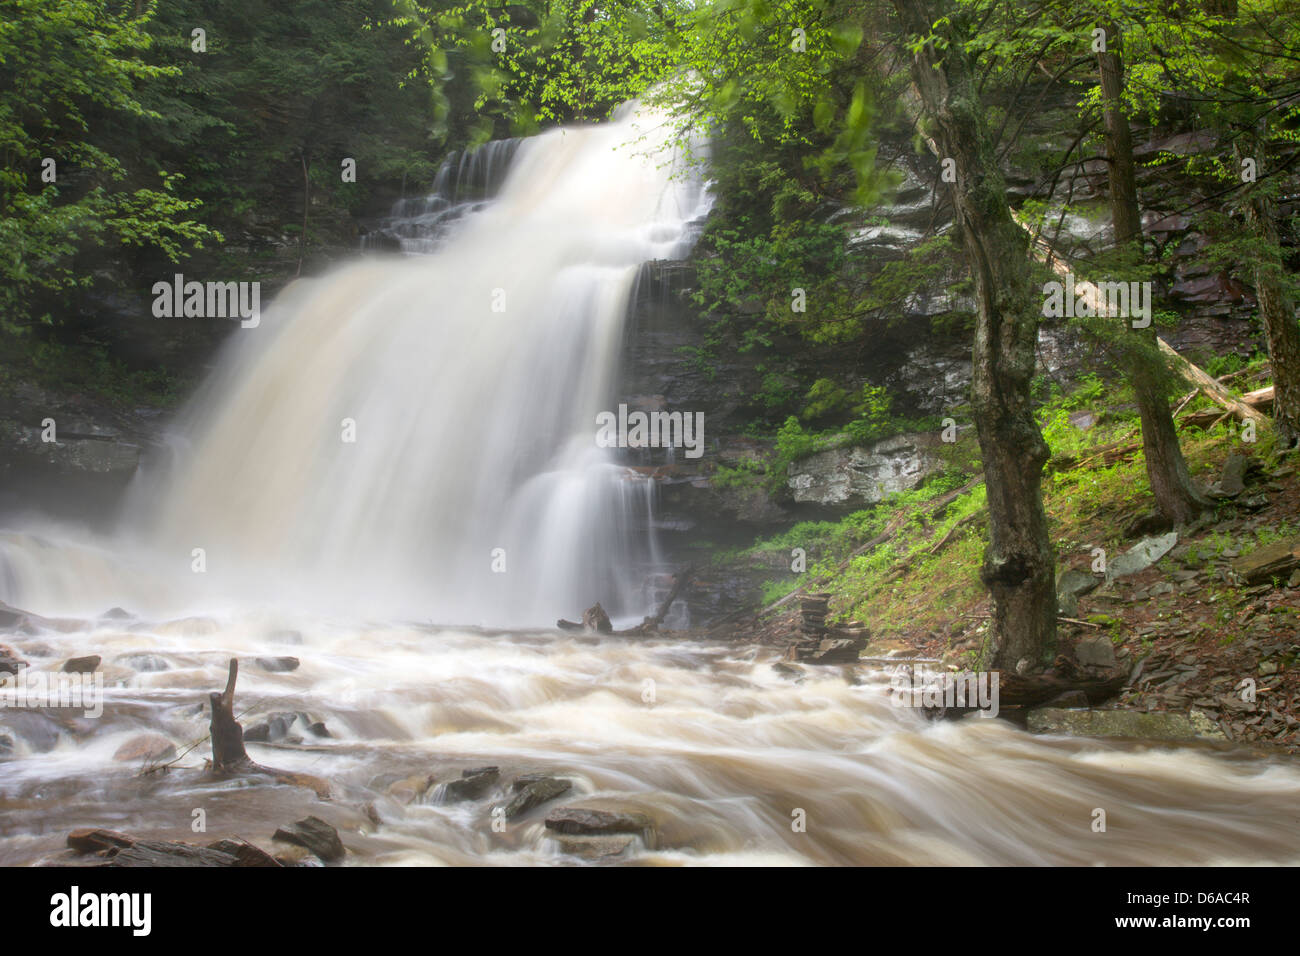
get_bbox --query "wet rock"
[243,710,325,743]
[116,653,169,672]
[504,776,572,819]
[100,607,133,621]
[442,766,500,802]
[113,733,177,764]
[771,661,804,681]
[111,841,240,867]
[1106,532,1179,582]
[549,833,635,860]
[69,828,243,866]
[67,828,136,854]
[0,644,28,676]
[0,734,13,757]
[545,807,653,837]
[386,773,436,804]
[62,655,101,673]
[205,839,283,867]
[0,711,61,752]
[800,636,864,664]
[1027,708,1226,740]
[243,713,296,743]
[1043,690,1090,709]
[254,656,300,673]
[272,816,345,862]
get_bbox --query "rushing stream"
[2,613,1299,866]
[1,106,1299,866]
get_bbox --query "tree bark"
[892,0,1056,670]
[1237,134,1300,449]
[1098,25,1211,523]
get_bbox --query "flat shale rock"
[544,807,654,837]
[442,766,500,802]
[1027,708,1225,741]
[549,834,636,860]
[110,841,241,867]
[504,776,572,819]
[254,656,300,673]
[1232,537,1300,585]
[272,815,345,862]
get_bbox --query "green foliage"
[0,0,218,331]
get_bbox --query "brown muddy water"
[2,613,1298,866]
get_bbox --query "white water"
[1,104,710,624]
[2,107,1299,867]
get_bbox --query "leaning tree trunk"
[1099,26,1210,523]
[892,0,1056,670]
[1237,134,1300,449]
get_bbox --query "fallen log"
[1159,339,1267,426]
[562,568,694,637]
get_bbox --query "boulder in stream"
[442,766,500,802]
[545,807,654,837]
[254,655,300,673]
[504,775,572,819]
[113,733,177,764]
[62,655,101,673]
[272,815,346,862]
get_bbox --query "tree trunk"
[1237,135,1300,449]
[1099,25,1210,523]
[892,0,1056,670]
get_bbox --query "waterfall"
[0,105,712,623]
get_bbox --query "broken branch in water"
[558,567,693,637]
[207,657,331,799]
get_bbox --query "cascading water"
[1,106,1298,868]
[0,104,711,624]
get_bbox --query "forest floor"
[725,364,1300,752]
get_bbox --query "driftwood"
[208,658,330,798]
[994,669,1128,708]
[1016,207,1269,433]
[644,566,692,628]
